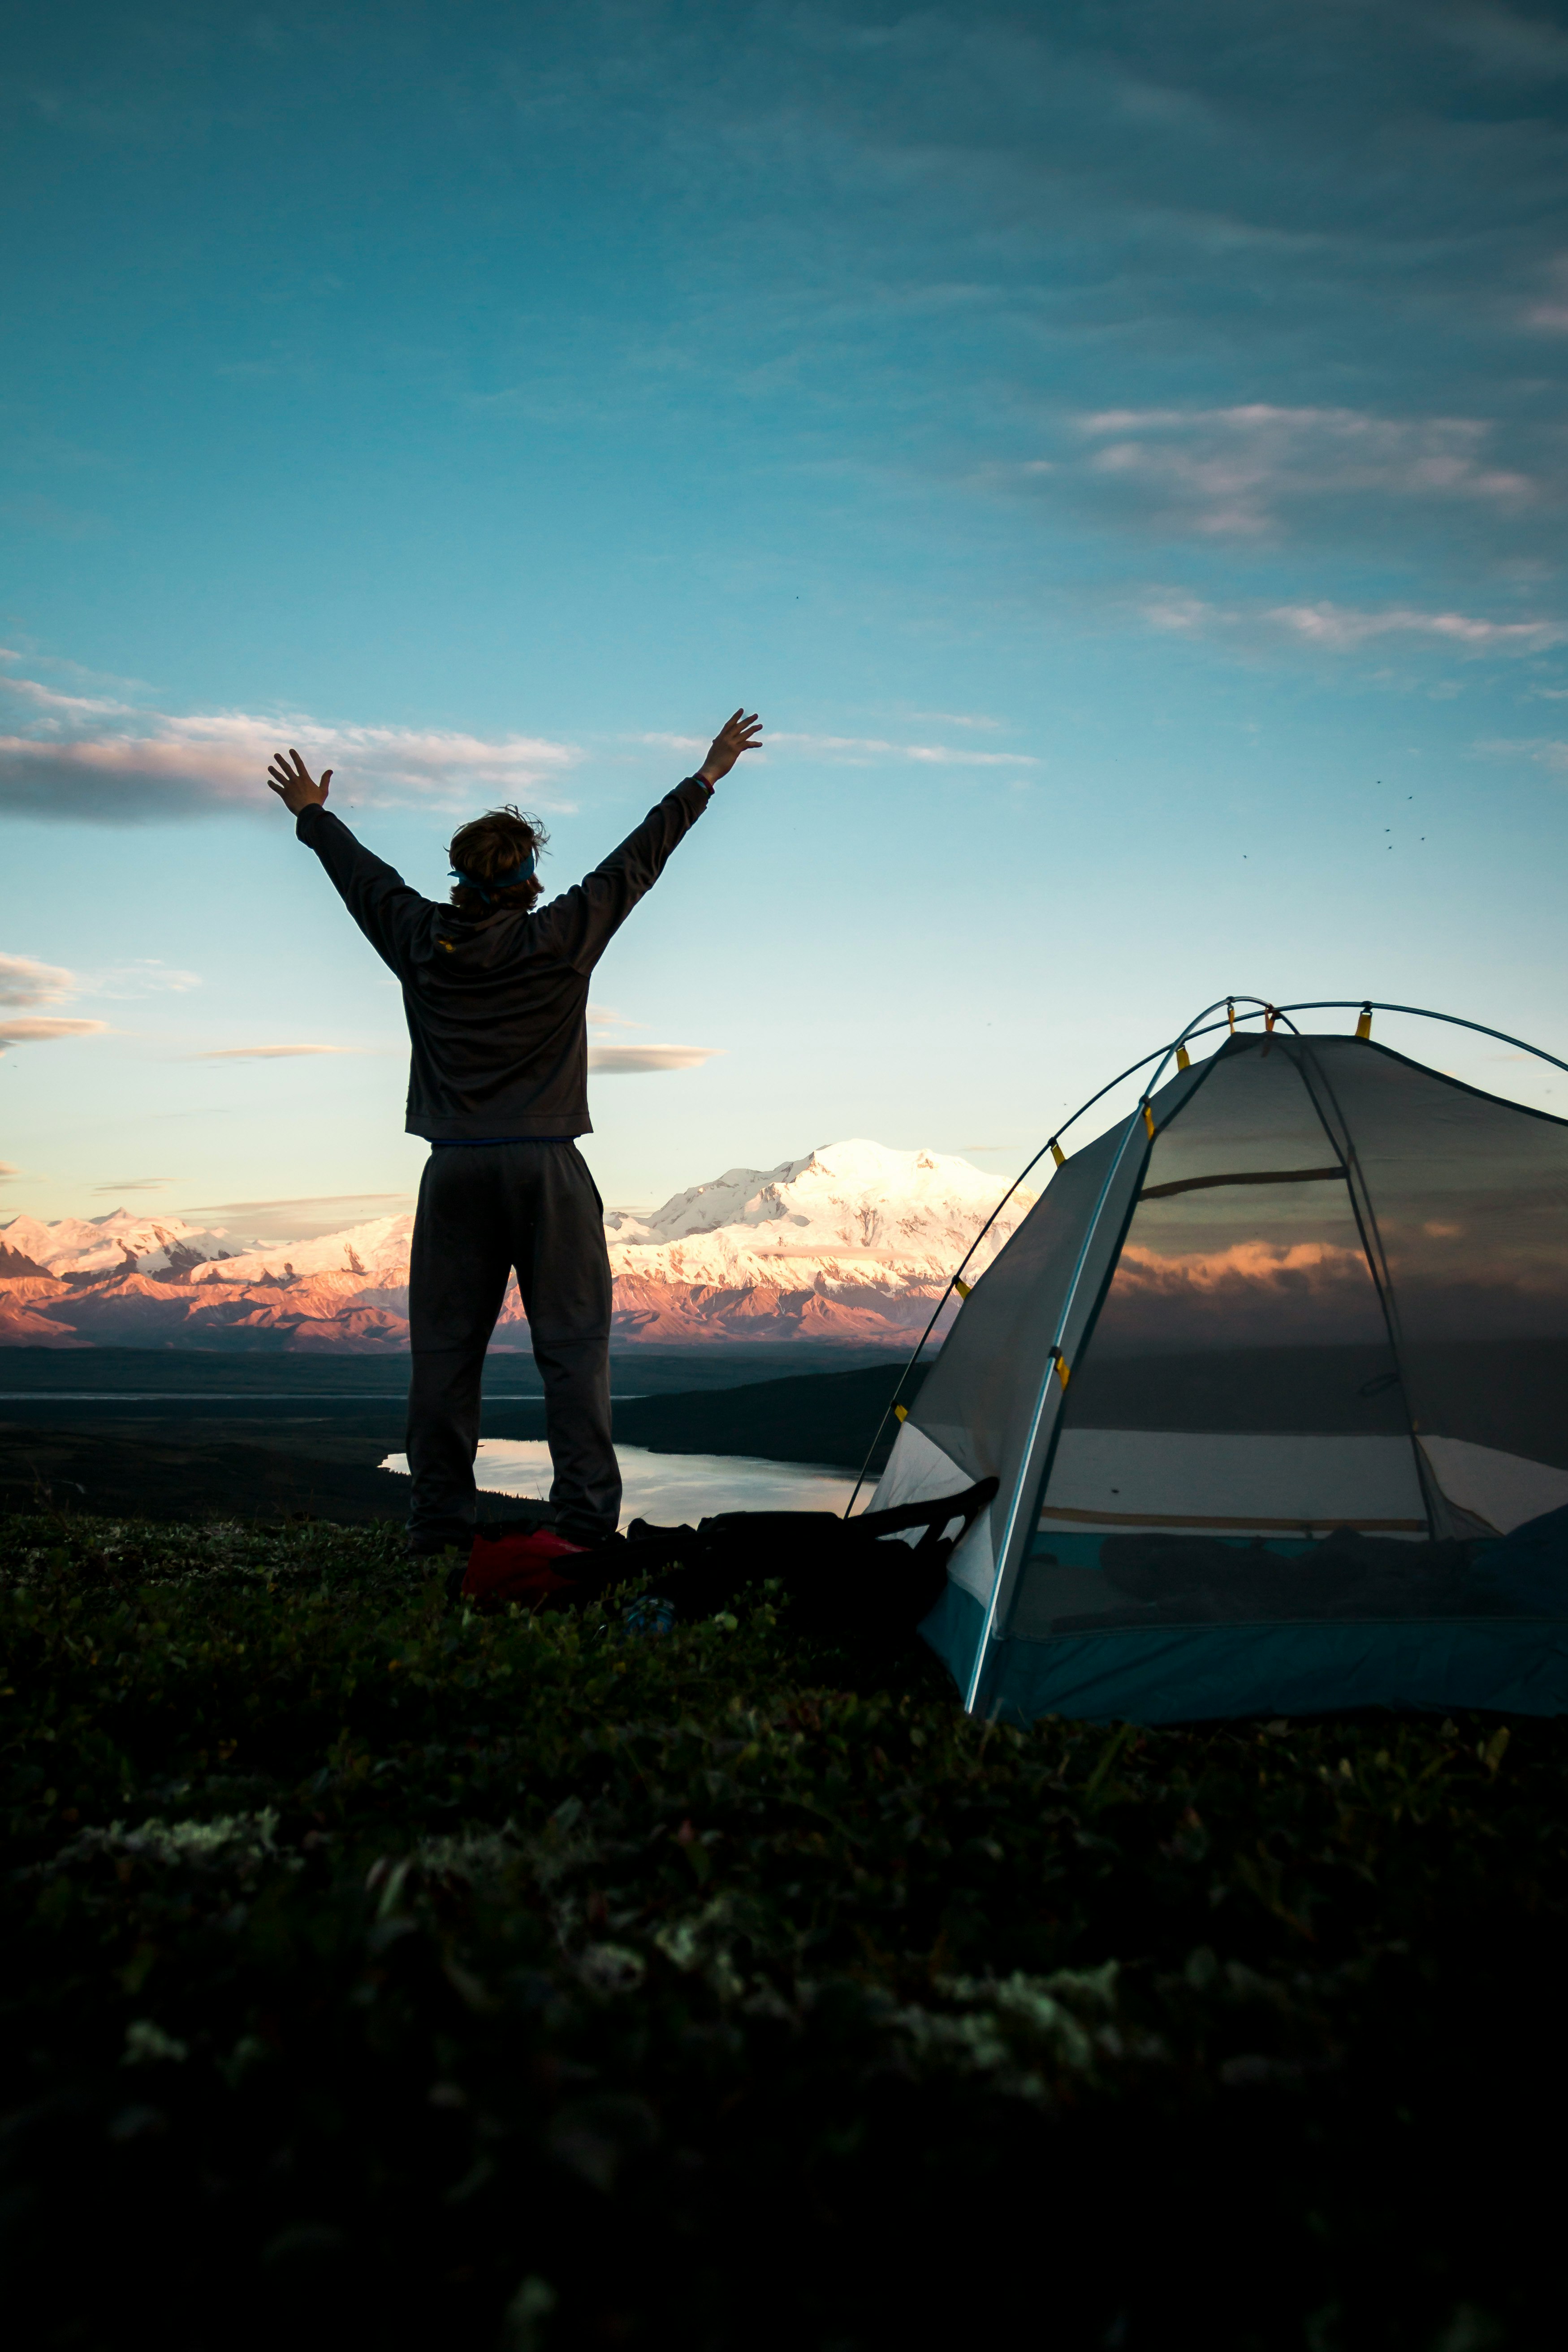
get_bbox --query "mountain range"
[0,1141,1035,1351]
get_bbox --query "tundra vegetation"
[1,1510,1559,2350]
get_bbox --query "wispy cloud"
[0,672,581,824]
[83,958,202,999]
[1069,406,1535,538]
[906,711,1002,731]
[90,1177,172,1193]
[634,727,1036,768]
[1146,595,1568,654]
[190,1043,366,1060]
[175,1191,414,1243]
[0,952,77,1010]
[0,644,156,694]
[1525,255,1568,332]
[183,1191,409,1215]
[587,1043,721,1073]
[0,951,195,1055]
[0,1017,108,1048]
[767,731,1038,767]
[1472,737,1568,772]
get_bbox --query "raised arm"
[535,709,762,972]
[267,747,428,976]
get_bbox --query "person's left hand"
[267,748,333,813]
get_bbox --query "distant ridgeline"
[0,1142,1026,1353]
[0,1356,922,1523]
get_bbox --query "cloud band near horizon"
[0,669,580,824]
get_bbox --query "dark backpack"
[463,1478,998,1654]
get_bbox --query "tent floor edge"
[929,1615,1568,1726]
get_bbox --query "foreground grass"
[2,1514,1564,2351]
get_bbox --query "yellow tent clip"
[1227,1000,1236,1032]
[1356,1003,1373,1039]
[1264,1005,1278,1033]
[1175,1043,1191,1071]
[893,1403,909,1423]
[1052,1347,1071,1388]
[1049,1139,1066,1168]
[954,1277,972,1300]
[1142,1102,1156,1140]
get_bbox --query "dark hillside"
[1,1509,1563,2349]
[613,1361,929,1472]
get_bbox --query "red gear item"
[462,1525,590,1607]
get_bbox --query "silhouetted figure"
[267,710,762,1561]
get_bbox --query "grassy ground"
[3,1510,1564,2352]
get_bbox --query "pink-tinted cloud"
[1118,1240,1367,1292]
[191,1044,365,1060]
[0,1016,108,1047]
[0,952,76,1009]
[0,673,581,824]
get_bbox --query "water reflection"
[379,1438,855,1526]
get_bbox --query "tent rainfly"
[870,1003,1568,1725]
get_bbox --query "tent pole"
[962,1101,1149,1715]
[1244,1003,1568,1082]
[963,999,1243,1716]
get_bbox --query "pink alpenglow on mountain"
[0,1143,1035,1351]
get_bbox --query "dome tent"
[867,1000,1568,1725]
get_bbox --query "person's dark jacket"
[296,778,712,1139]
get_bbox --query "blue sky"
[4,0,1568,1236]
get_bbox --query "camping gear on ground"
[461,1523,590,1607]
[461,1479,998,1656]
[869,999,1568,1724]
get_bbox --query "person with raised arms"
[266,709,762,1579]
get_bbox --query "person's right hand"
[698,710,762,783]
[267,748,333,814]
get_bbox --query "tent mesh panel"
[906,1034,1568,1642]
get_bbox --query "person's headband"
[449,849,537,904]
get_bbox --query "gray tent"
[870,1003,1568,1723]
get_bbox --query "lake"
[379,1439,857,1526]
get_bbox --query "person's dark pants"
[405,1141,620,1555]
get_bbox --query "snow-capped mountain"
[0,1209,243,1280]
[600,1141,1032,1342]
[605,1139,1005,1255]
[0,1142,1036,1351]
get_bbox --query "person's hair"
[447,804,549,914]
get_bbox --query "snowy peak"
[186,1214,415,1288]
[0,1211,243,1279]
[603,1156,813,1244]
[604,1140,1013,1256]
